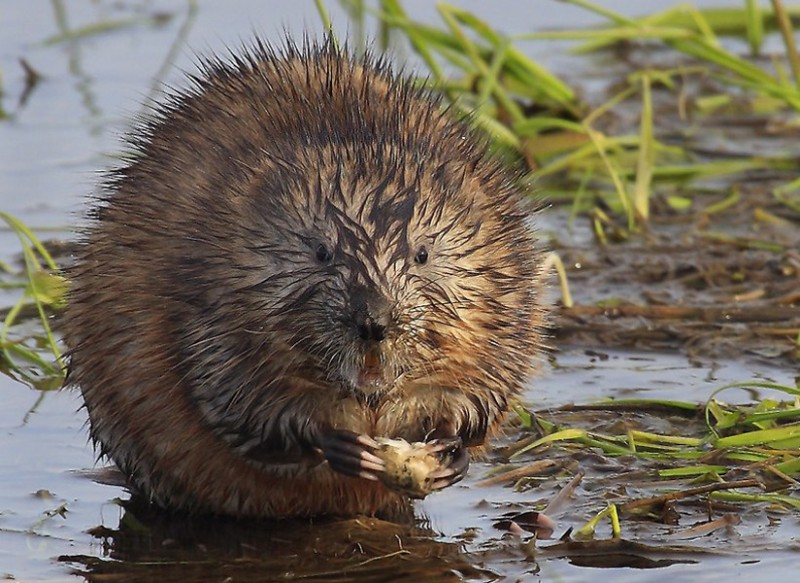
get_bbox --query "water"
[1,1,798,581]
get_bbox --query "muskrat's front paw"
[317,429,386,481]
[373,436,466,499]
[427,437,469,491]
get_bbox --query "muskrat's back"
[62,38,547,518]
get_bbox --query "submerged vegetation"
[1,0,799,568]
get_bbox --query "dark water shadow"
[58,496,500,582]
[539,538,704,569]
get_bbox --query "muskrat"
[61,38,547,519]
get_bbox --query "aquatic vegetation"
[500,381,800,544]
[0,213,65,390]
[337,0,800,235]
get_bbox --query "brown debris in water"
[551,224,800,360]
[619,479,765,516]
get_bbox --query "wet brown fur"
[61,38,547,518]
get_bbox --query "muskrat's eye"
[315,242,333,263]
[414,246,429,265]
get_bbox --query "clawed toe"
[427,437,469,490]
[317,428,385,480]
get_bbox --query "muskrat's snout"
[349,284,393,345]
[343,283,400,394]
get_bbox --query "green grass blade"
[715,424,800,447]
[511,428,587,458]
[633,73,653,221]
[745,0,765,54]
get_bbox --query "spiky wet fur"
[61,38,547,518]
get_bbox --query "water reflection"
[50,0,102,134]
[60,497,497,583]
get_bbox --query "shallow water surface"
[2,1,799,581]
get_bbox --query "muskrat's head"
[235,141,541,401]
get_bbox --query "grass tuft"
[0,213,66,390]
[340,0,800,232]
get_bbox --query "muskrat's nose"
[351,284,390,343]
[357,318,386,343]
